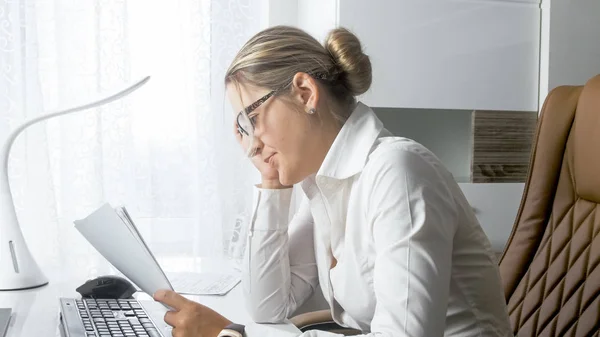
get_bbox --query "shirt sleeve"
[243,186,320,323]
[368,148,459,336]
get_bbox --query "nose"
[249,133,265,157]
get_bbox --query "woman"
[154,26,513,337]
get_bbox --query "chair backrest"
[499,74,600,337]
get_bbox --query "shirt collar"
[316,102,384,180]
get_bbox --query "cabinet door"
[338,0,540,111]
[458,182,524,252]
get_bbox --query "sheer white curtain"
[0,0,261,276]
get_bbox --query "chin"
[279,171,303,186]
[277,169,293,186]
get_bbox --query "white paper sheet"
[167,272,240,295]
[74,203,174,297]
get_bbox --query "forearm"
[243,187,315,323]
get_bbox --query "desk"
[0,252,300,337]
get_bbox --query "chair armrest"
[290,310,362,335]
[291,309,334,328]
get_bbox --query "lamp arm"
[0,75,151,172]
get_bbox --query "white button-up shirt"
[242,102,513,337]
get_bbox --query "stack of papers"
[74,204,174,297]
[74,203,241,297]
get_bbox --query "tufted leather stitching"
[506,139,600,337]
[508,201,600,336]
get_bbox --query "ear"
[291,72,319,112]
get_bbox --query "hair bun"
[324,27,372,96]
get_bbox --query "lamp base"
[0,238,49,291]
[0,280,48,291]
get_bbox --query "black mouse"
[76,275,137,299]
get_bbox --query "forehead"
[226,82,269,111]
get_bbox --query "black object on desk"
[76,275,136,299]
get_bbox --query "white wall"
[539,0,600,107]
[297,0,337,44]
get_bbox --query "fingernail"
[153,290,164,300]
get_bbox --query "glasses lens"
[237,112,256,157]
[238,114,253,137]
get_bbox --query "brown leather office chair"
[499,74,600,337]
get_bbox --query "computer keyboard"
[75,298,161,337]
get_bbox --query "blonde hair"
[225,25,372,122]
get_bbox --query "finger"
[153,289,190,310]
[171,327,183,337]
[163,310,178,327]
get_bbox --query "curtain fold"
[0,0,261,277]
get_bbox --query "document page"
[167,272,240,295]
[74,203,173,297]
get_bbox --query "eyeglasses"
[235,90,276,138]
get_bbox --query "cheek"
[262,105,311,159]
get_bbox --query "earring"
[307,107,316,115]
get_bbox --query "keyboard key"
[145,328,161,337]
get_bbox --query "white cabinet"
[459,183,524,252]
[297,0,541,111]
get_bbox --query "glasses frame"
[235,90,276,137]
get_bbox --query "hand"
[233,123,283,188]
[154,289,232,337]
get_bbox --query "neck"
[310,111,343,175]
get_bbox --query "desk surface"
[0,252,300,337]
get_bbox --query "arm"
[298,148,459,337]
[243,187,319,323]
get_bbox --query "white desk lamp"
[0,76,151,290]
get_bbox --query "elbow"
[248,310,287,324]
[245,296,289,323]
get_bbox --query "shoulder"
[362,136,450,185]
[358,136,460,225]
